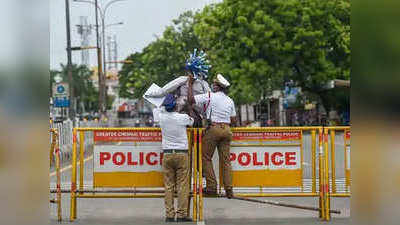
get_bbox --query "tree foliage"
[120,0,350,110]
[194,0,350,106]
[119,11,202,99]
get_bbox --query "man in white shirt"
[188,74,237,198]
[159,94,194,222]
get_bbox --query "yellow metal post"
[50,130,56,167]
[330,130,336,194]
[70,128,77,221]
[324,129,331,221]
[318,129,325,219]
[311,130,316,194]
[55,131,62,222]
[192,130,197,221]
[344,129,351,192]
[186,130,193,219]
[300,130,304,192]
[79,131,84,193]
[199,129,204,221]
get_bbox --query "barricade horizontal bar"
[77,194,165,198]
[75,127,162,131]
[75,127,195,131]
[323,126,350,130]
[75,127,324,131]
[231,143,301,147]
[330,193,351,197]
[231,127,322,131]
[51,189,193,194]
[237,193,319,197]
[203,193,319,198]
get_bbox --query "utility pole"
[94,0,105,116]
[76,16,92,66]
[65,0,74,120]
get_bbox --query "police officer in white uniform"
[158,94,194,222]
[188,74,237,198]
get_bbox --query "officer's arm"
[230,102,237,127]
[180,114,194,126]
[188,74,195,105]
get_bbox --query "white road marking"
[49,155,93,177]
[197,221,206,225]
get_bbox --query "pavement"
[49,132,350,225]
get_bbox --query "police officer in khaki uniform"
[188,74,237,198]
[159,94,194,222]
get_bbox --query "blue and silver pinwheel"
[185,49,211,79]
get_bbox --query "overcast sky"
[50,0,221,70]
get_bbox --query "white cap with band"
[214,73,230,88]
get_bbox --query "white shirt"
[194,91,236,123]
[159,111,194,150]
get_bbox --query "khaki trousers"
[162,153,190,218]
[202,125,233,192]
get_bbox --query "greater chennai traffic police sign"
[229,130,303,187]
[93,145,164,187]
[92,129,164,187]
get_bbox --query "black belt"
[163,149,188,154]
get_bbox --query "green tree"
[119,11,203,99]
[194,0,350,109]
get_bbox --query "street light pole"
[102,16,106,73]
[94,0,105,116]
[73,0,125,118]
[100,1,126,117]
[65,0,75,120]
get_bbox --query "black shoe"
[165,217,175,222]
[176,217,193,222]
[225,189,233,199]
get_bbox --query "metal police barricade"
[69,127,198,222]
[197,127,334,221]
[323,126,351,220]
[49,128,62,222]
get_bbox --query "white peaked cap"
[215,73,230,87]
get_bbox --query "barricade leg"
[344,129,351,192]
[330,130,336,194]
[318,129,325,219]
[50,133,55,167]
[324,129,331,221]
[56,143,62,222]
[198,129,204,221]
[192,130,197,221]
[187,131,192,218]
[311,130,316,194]
[79,131,85,194]
[70,129,77,221]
